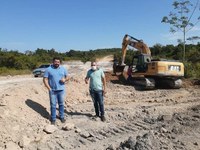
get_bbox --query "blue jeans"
[49,90,65,121]
[90,89,105,117]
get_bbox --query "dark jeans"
[89,89,105,117]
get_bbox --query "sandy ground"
[0,55,200,150]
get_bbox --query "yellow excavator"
[113,34,184,89]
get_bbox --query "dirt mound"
[117,132,160,150]
[105,72,119,82]
[192,79,200,85]
[181,78,194,88]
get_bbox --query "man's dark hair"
[53,57,62,62]
[91,61,96,66]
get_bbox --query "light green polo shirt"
[86,68,105,91]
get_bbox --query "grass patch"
[0,67,32,76]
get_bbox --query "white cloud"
[161,25,200,44]
[161,32,182,41]
[189,26,200,32]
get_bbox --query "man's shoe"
[101,116,106,122]
[61,118,66,123]
[51,120,56,125]
[91,115,99,121]
[95,114,100,118]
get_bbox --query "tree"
[151,44,163,56]
[187,36,200,43]
[162,0,200,61]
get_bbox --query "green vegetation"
[0,43,199,78]
[65,48,120,63]
[0,47,120,76]
[0,67,31,76]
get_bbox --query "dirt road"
[0,56,200,150]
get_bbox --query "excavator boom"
[121,34,151,65]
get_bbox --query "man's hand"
[85,78,89,84]
[60,76,70,83]
[103,90,107,96]
[60,77,66,83]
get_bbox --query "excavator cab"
[113,61,125,75]
[113,54,151,74]
[132,54,151,72]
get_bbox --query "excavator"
[113,34,184,89]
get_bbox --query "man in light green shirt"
[85,61,106,122]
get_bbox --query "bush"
[184,62,200,78]
[0,67,31,76]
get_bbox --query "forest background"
[0,43,199,78]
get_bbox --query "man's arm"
[85,70,90,84]
[85,77,89,84]
[65,75,70,81]
[60,68,70,83]
[102,76,106,95]
[43,77,51,91]
[101,69,106,92]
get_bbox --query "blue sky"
[0,0,200,52]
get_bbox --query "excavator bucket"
[113,64,125,74]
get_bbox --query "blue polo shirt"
[86,68,105,91]
[44,65,68,91]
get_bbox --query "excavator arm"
[121,34,151,65]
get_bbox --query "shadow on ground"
[25,99,49,120]
[65,110,93,118]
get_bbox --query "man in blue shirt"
[43,57,69,125]
[85,61,107,122]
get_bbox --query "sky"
[0,0,200,53]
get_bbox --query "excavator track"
[155,78,182,89]
[129,77,182,90]
[129,77,156,90]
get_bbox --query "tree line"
[0,48,119,75]
[0,43,199,78]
